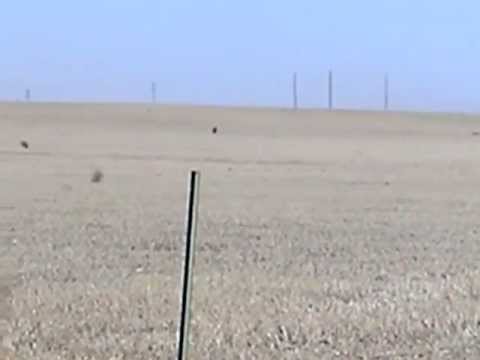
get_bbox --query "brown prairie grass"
[1,103,480,359]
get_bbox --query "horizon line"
[0,99,476,118]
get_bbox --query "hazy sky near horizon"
[0,1,479,112]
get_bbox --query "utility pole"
[151,82,157,104]
[328,70,333,111]
[384,73,389,111]
[25,89,31,102]
[292,72,298,110]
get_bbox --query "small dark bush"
[91,169,104,183]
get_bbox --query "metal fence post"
[176,170,201,360]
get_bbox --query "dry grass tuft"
[90,169,104,183]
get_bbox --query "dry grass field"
[1,103,480,359]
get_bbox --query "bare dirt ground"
[1,103,480,359]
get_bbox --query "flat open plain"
[1,103,480,359]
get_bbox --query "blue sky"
[0,0,479,112]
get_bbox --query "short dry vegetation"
[1,104,480,359]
